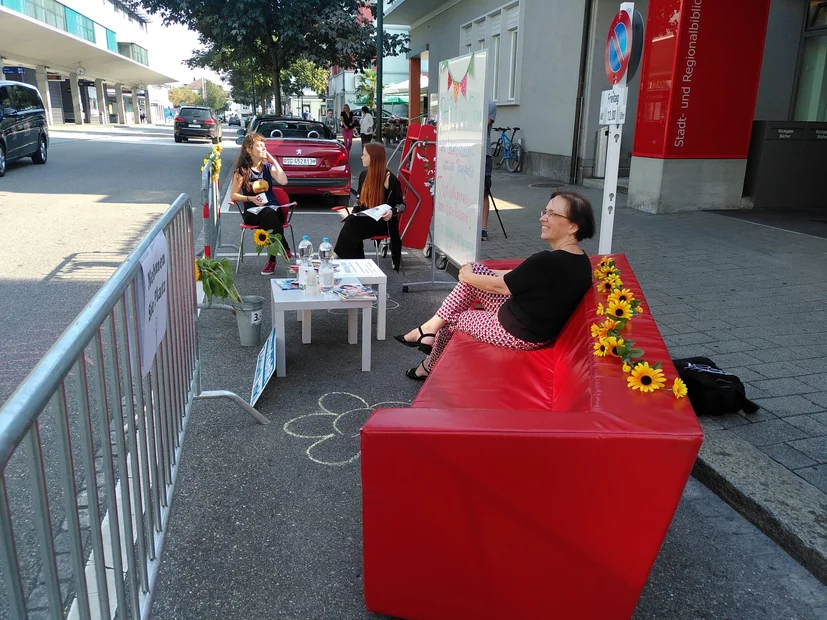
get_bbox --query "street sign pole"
[598,2,636,255]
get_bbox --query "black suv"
[0,81,49,177]
[174,106,222,144]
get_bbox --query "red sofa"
[360,254,704,620]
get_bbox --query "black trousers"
[334,215,400,270]
[242,207,290,259]
[360,133,373,145]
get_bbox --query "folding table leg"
[275,310,286,377]
[302,310,312,343]
[362,307,372,371]
[347,308,358,344]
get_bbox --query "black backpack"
[672,357,759,417]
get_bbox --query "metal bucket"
[231,295,265,346]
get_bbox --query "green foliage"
[355,68,376,108]
[132,0,409,111]
[169,85,199,107]
[253,231,291,262]
[196,257,242,304]
[281,59,331,99]
[198,79,228,111]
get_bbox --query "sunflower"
[596,302,605,316]
[673,377,688,399]
[598,264,617,278]
[627,362,667,393]
[605,273,623,289]
[194,260,201,282]
[598,256,613,270]
[607,299,633,320]
[622,362,632,373]
[593,340,609,357]
[597,279,615,294]
[253,229,270,247]
[591,319,617,340]
[590,323,602,338]
[604,336,625,357]
[637,303,644,315]
[608,287,635,305]
[593,268,604,280]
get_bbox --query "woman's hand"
[459,263,474,283]
[381,208,393,221]
[253,193,267,206]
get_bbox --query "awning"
[0,6,177,85]
[383,0,445,26]
[355,95,409,105]
[383,75,429,95]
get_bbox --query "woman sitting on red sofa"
[395,191,595,381]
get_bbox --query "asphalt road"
[2,127,826,619]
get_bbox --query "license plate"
[189,123,200,128]
[282,157,316,166]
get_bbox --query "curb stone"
[693,429,827,586]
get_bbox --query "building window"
[794,35,827,121]
[133,45,149,65]
[106,28,118,52]
[492,35,501,101]
[508,29,518,100]
[22,0,66,30]
[65,7,95,43]
[460,2,520,101]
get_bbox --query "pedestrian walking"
[359,106,374,150]
[481,99,497,241]
[340,104,357,153]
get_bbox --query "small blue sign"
[2,67,25,75]
[250,327,278,406]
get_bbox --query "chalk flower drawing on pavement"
[283,392,409,466]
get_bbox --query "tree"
[168,85,198,107]
[199,79,228,111]
[281,59,330,99]
[133,0,409,112]
[355,68,376,108]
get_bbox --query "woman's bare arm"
[266,153,288,185]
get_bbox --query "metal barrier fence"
[0,193,265,620]
[200,157,239,261]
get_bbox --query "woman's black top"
[499,250,592,343]
[240,163,280,213]
[341,111,355,129]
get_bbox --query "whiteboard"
[434,50,488,266]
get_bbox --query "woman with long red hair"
[333,141,405,270]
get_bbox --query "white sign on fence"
[137,232,168,376]
[250,327,278,406]
[434,50,488,266]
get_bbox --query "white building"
[0,0,176,125]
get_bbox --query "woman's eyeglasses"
[540,209,569,220]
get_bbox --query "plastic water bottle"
[297,235,314,289]
[318,237,335,293]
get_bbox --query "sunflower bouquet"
[591,256,687,399]
[194,256,242,304]
[201,144,222,183]
[252,228,291,262]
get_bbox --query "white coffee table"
[270,277,373,377]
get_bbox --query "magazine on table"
[277,279,300,290]
[354,204,391,221]
[333,283,377,301]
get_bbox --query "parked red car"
[237,118,351,206]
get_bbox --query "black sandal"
[405,361,430,382]
[394,326,435,355]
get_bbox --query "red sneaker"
[260,260,276,276]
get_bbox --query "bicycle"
[490,126,522,173]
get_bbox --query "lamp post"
[250,56,256,116]
[375,0,383,140]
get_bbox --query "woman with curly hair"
[333,141,405,270]
[230,132,291,275]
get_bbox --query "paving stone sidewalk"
[480,167,827,581]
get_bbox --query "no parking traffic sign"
[605,7,643,86]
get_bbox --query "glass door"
[794,35,827,121]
